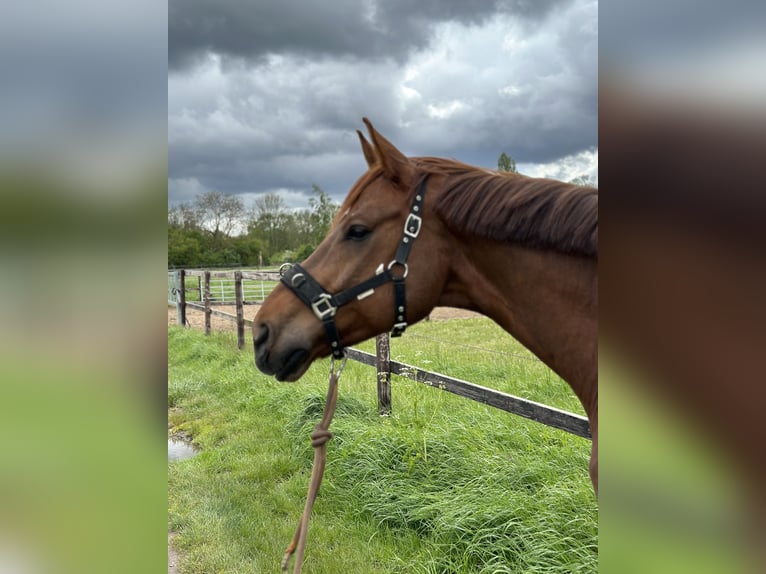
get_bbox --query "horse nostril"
[254,323,270,347]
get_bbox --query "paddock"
[168,302,597,573]
[169,269,590,439]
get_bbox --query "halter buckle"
[311,293,337,321]
[391,322,407,337]
[403,213,422,238]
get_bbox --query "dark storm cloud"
[169,0,597,209]
[169,0,565,69]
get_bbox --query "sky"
[168,0,598,210]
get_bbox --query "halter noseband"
[279,176,428,359]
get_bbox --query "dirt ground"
[167,304,482,331]
[168,532,180,574]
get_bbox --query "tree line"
[168,154,594,269]
[168,185,339,268]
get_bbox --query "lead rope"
[281,354,348,573]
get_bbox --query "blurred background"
[600,0,766,572]
[0,1,167,573]
[1,0,764,572]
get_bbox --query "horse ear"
[362,117,413,186]
[356,130,376,168]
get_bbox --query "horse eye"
[345,225,371,241]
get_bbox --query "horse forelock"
[412,157,598,258]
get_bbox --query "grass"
[168,318,597,573]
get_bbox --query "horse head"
[253,119,450,381]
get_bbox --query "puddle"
[168,438,198,462]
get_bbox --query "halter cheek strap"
[279,176,428,358]
[390,180,424,335]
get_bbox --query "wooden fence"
[169,269,279,349]
[169,269,591,439]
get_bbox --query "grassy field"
[168,318,597,573]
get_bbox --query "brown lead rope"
[281,355,347,574]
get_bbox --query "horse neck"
[440,238,598,418]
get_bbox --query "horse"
[253,118,598,492]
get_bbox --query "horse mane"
[413,156,598,258]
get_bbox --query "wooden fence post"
[173,271,181,324]
[204,271,211,335]
[234,271,245,350]
[178,270,187,327]
[376,333,392,415]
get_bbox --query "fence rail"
[169,269,591,439]
[345,347,590,438]
[169,269,280,306]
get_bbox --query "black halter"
[279,176,428,359]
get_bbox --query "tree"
[307,184,338,245]
[249,192,289,257]
[168,184,341,268]
[497,152,517,173]
[193,191,245,240]
[168,202,200,229]
[167,226,204,267]
[231,234,266,266]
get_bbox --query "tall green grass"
[168,319,597,573]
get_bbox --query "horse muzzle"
[253,322,311,382]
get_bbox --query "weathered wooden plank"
[390,362,591,438]
[206,301,262,306]
[344,348,376,367]
[184,270,279,280]
[186,302,254,325]
[344,347,590,439]
[240,271,281,281]
[184,269,228,278]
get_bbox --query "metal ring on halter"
[330,353,348,378]
[279,262,293,277]
[387,260,408,279]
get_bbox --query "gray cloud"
[169,0,566,70]
[169,0,597,209]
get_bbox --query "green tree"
[294,243,316,262]
[308,184,338,245]
[232,234,266,266]
[245,186,339,264]
[249,192,288,257]
[292,210,314,248]
[497,152,517,173]
[169,184,341,268]
[167,226,204,268]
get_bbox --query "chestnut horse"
[253,119,598,492]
